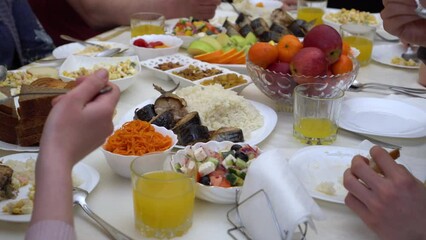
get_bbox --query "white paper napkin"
[237,149,324,240]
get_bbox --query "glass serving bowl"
[246,55,360,112]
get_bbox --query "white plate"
[339,97,426,138]
[288,146,369,204]
[53,41,129,59]
[117,98,277,147]
[0,141,38,152]
[140,54,251,92]
[372,44,420,69]
[215,63,247,75]
[0,153,100,222]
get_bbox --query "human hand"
[182,0,221,20]
[39,69,120,167]
[282,0,297,11]
[381,0,426,46]
[343,146,426,240]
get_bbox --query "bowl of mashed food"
[59,55,141,92]
[322,8,381,31]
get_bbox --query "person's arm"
[381,0,426,46]
[67,0,221,29]
[28,69,120,227]
[343,146,426,240]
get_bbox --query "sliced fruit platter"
[140,54,252,92]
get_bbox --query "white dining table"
[1,5,426,240]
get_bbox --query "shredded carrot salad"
[104,120,173,156]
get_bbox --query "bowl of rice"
[175,84,264,142]
[101,120,178,178]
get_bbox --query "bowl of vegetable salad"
[170,141,261,204]
[170,18,223,49]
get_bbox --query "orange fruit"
[233,54,246,64]
[331,55,353,75]
[342,42,351,56]
[277,35,303,63]
[248,42,278,68]
[217,50,245,64]
[194,50,223,62]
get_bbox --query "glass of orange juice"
[340,24,376,66]
[130,12,165,37]
[297,0,328,25]
[130,152,195,239]
[293,83,344,145]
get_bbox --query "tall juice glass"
[340,24,376,66]
[131,153,195,239]
[293,83,344,145]
[130,12,165,37]
[297,0,328,25]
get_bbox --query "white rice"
[176,84,263,138]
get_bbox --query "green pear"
[244,32,257,45]
[230,35,246,48]
[187,40,216,55]
[216,33,231,47]
[199,36,222,51]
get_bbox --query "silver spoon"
[60,35,106,50]
[350,79,426,94]
[36,48,125,64]
[0,65,7,82]
[73,187,133,240]
[0,85,113,104]
[401,44,419,62]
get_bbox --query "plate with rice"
[117,85,278,147]
[0,153,99,222]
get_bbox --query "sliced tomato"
[209,175,222,187]
[195,172,201,182]
[219,179,231,188]
[210,169,226,177]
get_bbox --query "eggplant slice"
[134,104,156,121]
[209,127,244,142]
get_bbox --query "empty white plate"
[339,97,426,138]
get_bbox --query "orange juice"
[131,24,165,37]
[343,36,373,66]
[297,7,324,25]
[133,171,194,238]
[294,118,338,144]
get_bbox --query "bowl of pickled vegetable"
[170,141,261,204]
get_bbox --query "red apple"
[303,24,342,64]
[290,47,328,84]
[267,62,291,75]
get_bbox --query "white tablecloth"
[1,7,426,240]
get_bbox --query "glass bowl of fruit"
[246,25,360,112]
[169,141,262,204]
[130,34,183,60]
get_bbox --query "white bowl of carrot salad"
[101,120,178,178]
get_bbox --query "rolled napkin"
[237,149,324,240]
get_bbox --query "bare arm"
[29,69,120,226]
[381,0,426,46]
[343,146,426,240]
[67,0,221,29]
